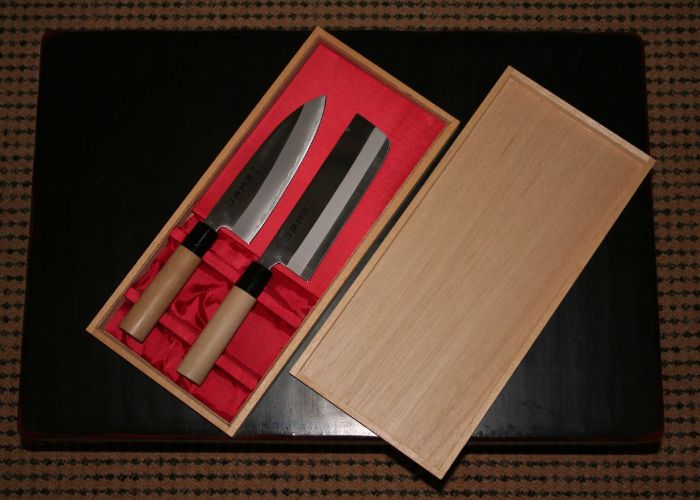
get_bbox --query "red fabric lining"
[104,42,446,421]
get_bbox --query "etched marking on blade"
[286,127,389,278]
[205,107,300,233]
[230,97,326,243]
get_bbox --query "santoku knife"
[120,96,326,341]
[177,115,390,384]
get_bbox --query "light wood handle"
[177,286,257,385]
[120,245,201,341]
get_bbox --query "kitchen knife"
[177,115,390,384]
[120,96,326,341]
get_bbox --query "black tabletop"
[19,30,662,448]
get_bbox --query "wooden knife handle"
[177,286,256,384]
[120,221,218,342]
[177,262,272,385]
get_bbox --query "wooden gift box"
[87,28,458,435]
[86,28,655,478]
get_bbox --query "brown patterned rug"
[2,1,699,497]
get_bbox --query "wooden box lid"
[291,67,655,478]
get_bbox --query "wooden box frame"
[87,27,459,436]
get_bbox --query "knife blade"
[177,115,390,384]
[120,96,326,341]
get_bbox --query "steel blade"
[260,115,390,280]
[205,95,325,242]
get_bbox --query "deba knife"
[177,115,390,384]
[120,96,326,341]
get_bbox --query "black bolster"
[182,221,218,258]
[236,261,272,298]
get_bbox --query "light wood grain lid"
[292,67,655,478]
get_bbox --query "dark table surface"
[19,30,662,447]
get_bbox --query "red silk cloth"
[105,43,446,420]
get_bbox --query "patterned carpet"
[1,1,699,497]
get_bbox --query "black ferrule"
[236,261,272,298]
[182,221,218,258]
